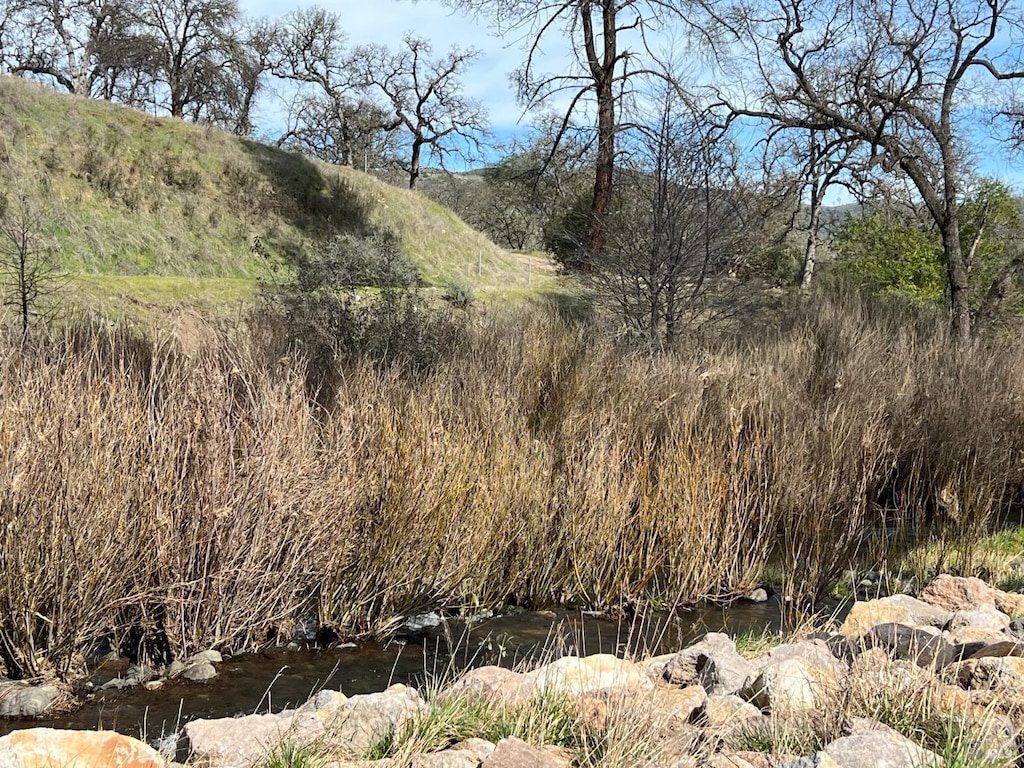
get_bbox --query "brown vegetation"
[1,290,1023,681]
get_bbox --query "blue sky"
[240,0,538,137]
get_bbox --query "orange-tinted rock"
[0,728,165,768]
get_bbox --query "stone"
[958,656,1024,691]
[867,623,957,668]
[745,588,770,603]
[700,693,763,725]
[712,753,807,768]
[965,639,1024,659]
[186,649,223,665]
[919,574,997,612]
[995,592,1024,618]
[741,657,839,713]
[182,712,294,768]
[839,595,951,642]
[322,684,427,757]
[663,633,753,695]
[778,757,840,768]
[480,736,570,768]
[946,604,1010,632]
[0,728,165,767]
[182,661,217,681]
[525,654,652,697]
[821,730,941,767]
[0,682,60,717]
[297,688,348,714]
[411,749,482,768]
[441,666,525,705]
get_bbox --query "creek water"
[0,599,795,742]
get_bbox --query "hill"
[0,76,554,317]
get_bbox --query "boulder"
[182,712,294,768]
[182,661,217,681]
[839,595,951,642]
[525,654,652,697]
[741,657,839,713]
[321,684,427,757]
[700,693,763,725]
[0,682,60,717]
[821,730,941,767]
[955,656,1024,692]
[866,623,957,668]
[946,604,1010,632]
[919,574,997,612]
[480,736,570,768]
[0,728,165,768]
[663,633,753,695]
[441,666,524,705]
[411,748,484,768]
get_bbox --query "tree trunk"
[584,1,616,263]
[801,185,823,288]
[941,218,972,342]
[408,139,422,190]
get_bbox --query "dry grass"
[1,289,1023,683]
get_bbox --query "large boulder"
[524,654,652,697]
[741,657,840,714]
[839,595,951,642]
[865,623,958,668]
[182,712,294,768]
[441,666,525,705]
[663,633,754,695]
[0,728,165,768]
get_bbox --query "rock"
[297,688,348,714]
[866,623,957,668]
[97,677,138,691]
[762,640,849,677]
[839,595,951,642]
[480,736,570,768]
[525,654,652,697]
[441,666,524,705]
[994,591,1024,618]
[182,661,217,681]
[644,652,679,680]
[919,574,997,612]
[663,633,753,695]
[821,730,941,767]
[411,749,483,768]
[741,657,839,713]
[778,756,840,768]
[0,728,166,767]
[965,639,1024,659]
[0,682,61,717]
[182,712,294,768]
[700,693,763,725]
[946,604,1010,632]
[186,649,223,665]
[957,656,1024,691]
[745,588,770,603]
[578,684,706,732]
[323,684,427,757]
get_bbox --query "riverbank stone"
[820,729,941,767]
[663,632,753,695]
[0,728,165,767]
[0,681,60,717]
[839,595,951,641]
[480,736,570,768]
[524,654,652,697]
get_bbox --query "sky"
[240,0,539,136]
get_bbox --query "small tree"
[0,194,61,337]
[355,35,487,190]
[588,88,760,345]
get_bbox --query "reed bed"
[1,291,1023,681]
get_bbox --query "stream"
[0,598,798,742]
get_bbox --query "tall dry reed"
[1,291,1022,681]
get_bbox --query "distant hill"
[0,76,554,317]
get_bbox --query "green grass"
[0,75,560,310]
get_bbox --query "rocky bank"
[3,574,1024,767]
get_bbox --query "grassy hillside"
[0,76,554,316]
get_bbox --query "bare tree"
[706,0,1024,340]
[589,87,760,345]
[0,0,129,95]
[355,35,487,190]
[0,194,62,337]
[436,0,688,260]
[126,0,241,120]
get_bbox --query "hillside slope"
[0,76,552,312]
